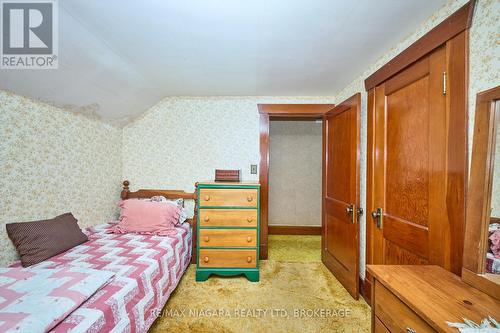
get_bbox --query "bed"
[4,181,197,333]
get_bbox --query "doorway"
[268,119,323,262]
[257,104,335,260]
[258,96,362,299]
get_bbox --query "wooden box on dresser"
[195,182,260,282]
[367,265,500,333]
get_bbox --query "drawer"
[199,209,258,227]
[374,316,389,333]
[199,188,258,207]
[199,229,257,247]
[199,249,257,268]
[374,280,435,333]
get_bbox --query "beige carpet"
[268,235,322,262]
[150,236,370,333]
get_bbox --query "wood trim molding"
[258,104,335,116]
[490,217,500,224]
[259,114,270,260]
[364,0,476,90]
[268,226,321,235]
[463,86,500,273]
[359,277,370,305]
[258,104,335,260]
[462,86,500,300]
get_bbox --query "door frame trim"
[258,104,335,259]
[364,0,475,90]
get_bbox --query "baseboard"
[268,225,322,235]
[361,277,372,305]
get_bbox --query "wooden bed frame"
[120,180,197,264]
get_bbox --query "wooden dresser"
[367,265,500,332]
[196,182,260,282]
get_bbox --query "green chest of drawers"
[195,182,260,282]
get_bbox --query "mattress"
[11,222,192,333]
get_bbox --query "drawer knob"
[204,216,210,222]
[204,236,209,242]
[246,256,252,263]
[247,217,253,223]
[406,328,416,333]
[204,195,211,201]
[247,236,252,242]
[204,256,209,263]
[247,196,253,202]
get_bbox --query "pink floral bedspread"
[0,266,114,333]
[11,222,192,333]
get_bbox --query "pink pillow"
[111,200,180,236]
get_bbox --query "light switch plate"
[250,164,257,174]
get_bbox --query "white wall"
[269,120,323,227]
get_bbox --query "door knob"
[346,204,355,223]
[357,207,364,216]
[371,207,383,229]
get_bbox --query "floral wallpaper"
[0,0,497,277]
[122,96,335,216]
[0,90,122,266]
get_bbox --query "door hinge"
[442,71,447,95]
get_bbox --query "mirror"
[462,86,500,300]
[487,101,500,275]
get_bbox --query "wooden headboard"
[120,180,197,264]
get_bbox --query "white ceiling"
[0,0,446,125]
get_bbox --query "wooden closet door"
[322,94,361,299]
[368,45,464,273]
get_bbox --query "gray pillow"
[6,213,88,267]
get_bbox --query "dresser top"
[367,265,500,332]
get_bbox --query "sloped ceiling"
[0,0,446,125]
